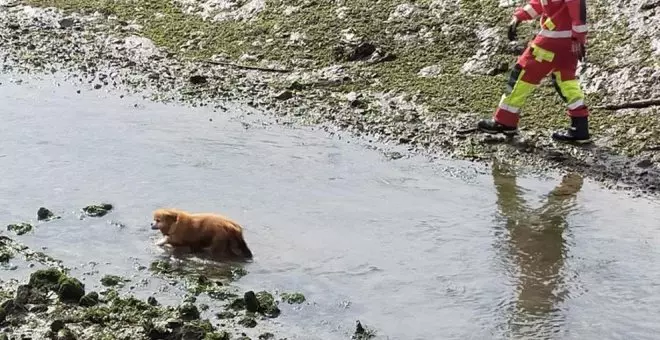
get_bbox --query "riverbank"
[1,0,659,194]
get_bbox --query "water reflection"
[492,161,583,339]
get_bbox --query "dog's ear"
[162,209,179,222]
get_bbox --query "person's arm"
[566,0,588,44]
[513,0,543,22]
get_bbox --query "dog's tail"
[232,234,253,259]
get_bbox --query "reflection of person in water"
[491,161,583,338]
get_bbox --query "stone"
[177,303,200,320]
[238,316,257,328]
[274,90,293,100]
[37,207,55,221]
[58,18,75,29]
[243,291,259,313]
[57,277,85,303]
[50,319,66,332]
[7,223,33,236]
[82,203,113,217]
[280,292,306,304]
[29,268,65,292]
[417,65,443,78]
[100,275,123,287]
[189,75,207,85]
[255,291,280,318]
[79,292,99,307]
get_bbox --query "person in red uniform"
[477,0,590,144]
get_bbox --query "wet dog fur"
[151,208,253,260]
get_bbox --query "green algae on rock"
[280,292,306,304]
[7,222,34,236]
[100,274,128,287]
[352,320,377,339]
[79,291,100,307]
[82,203,113,217]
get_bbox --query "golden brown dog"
[150,208,253,260]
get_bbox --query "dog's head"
[151,208,179,234]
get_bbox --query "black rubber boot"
[477,118,518,135]
[551,116,591,144]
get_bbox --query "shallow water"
[1,72,659,340]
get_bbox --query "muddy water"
[1,72,660,340]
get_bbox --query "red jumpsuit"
[493,0,589,128]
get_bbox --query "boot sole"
[552,137,592,145]
[477,127,518,136]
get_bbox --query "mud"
[0,0,658,196]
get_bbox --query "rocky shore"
[1,0,660,194]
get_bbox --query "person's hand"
[507,17,520,41]
[572,39,586,61]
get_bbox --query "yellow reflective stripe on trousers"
[531,43,555,62]
[553,71,585,107]
[500,69,537,113]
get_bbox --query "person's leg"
[550,67,591,143]
[478,45,555,135]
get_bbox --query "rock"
[641,0,660,10]
[238,316,257,328]
[7,23,20,30]
[175,324,206,340]
[37,207,55,221]
[177,303,200,320]
[287,81,305,91]
[189,75,207,85]
[274,90,293,100]
[333,40,379,62]
[256,291,280,318]
[14,285,31,306]
[215,311,235,319]
[244,291,259,313]
[79,292,99,307]
[280,292,306,304]
[388,3,416,20]
[56,328,77,340]
[0,251,12,263]
[100,275,123,287]
[50,319,66,332]
[29,304,49,313]
[57,277,85,303]
[637,159,654,168]
[206,331,231,340]
[58,18,75,29]
[93,84,102,90]
[7,222,33,236]
[418,65,443,78]
[29,268,65,292]
[352,320,376,339]
[82,203,113,217]
[0,306,6,324]
[147,296,159,306]
[258,333,275,340]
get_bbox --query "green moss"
[205,331,231,340]
[79,291,100,307]
[29,268,66,291]
[82,203,113,217]
[280,292,306,304]
[100,275,127,287]
[57,276,85,303]
[7,223,34,236]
